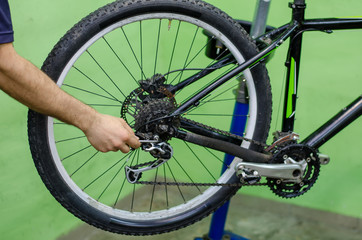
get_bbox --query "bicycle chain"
[130,159,267,187]
[136,180,267,187]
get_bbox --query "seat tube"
[281,0,306,132]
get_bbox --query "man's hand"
[0,43,140,153]
[82,113,141,153]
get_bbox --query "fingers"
[119,118,141,150]
[118,143,131,154]
[120,118,135,135]
[106,131,139,154]
[106,118,140,153]
[126,134,141,149]
[84,113,141,153]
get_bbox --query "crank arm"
[235,159,307,181]
[176,131,271,163]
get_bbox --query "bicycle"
[27,0,362,236]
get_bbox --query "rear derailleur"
[125,135,173,184]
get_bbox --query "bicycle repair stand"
[195,1,271,239]
[194,78,250,240]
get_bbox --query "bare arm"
[0,43,140,153]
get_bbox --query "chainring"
[267,144,320,198]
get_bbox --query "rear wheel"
[28,0,272,235]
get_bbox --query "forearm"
[0,43,140,152]
[0,43,95,131]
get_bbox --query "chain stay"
[158,84,268,148]
[181,117,269,148]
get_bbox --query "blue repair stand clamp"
[195,77,250,240]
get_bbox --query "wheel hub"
[121,75,180,141]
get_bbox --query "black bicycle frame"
[173,0,362,152]
[281,0,362,133]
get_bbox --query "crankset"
[235,157,308,184]
[235,142,326,198]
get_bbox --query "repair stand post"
[195,2,271,238]
[195,77,249,240]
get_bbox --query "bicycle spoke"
[71,66,122,103]
[173,35,215,90]
[55,135,86,144]
[163,164,169,209]
[70,151,99,177]
[153,19,162,76]
[184,142,216,181]
[149,168,159,212]
[121,27,147,80]
[172,156,201,193]
[53,122,68,125]
[170,37,226,96]
[83,152,132,191]
[204,147,229,168]
[97,159,128,201]
[196,81,238,106]
[199,98,236,103]
[86,50,127,99]
[170,26,199,85]
[130,184,136,212]
[166,20,181,82]
[61,145,92,162]
[176,58,236,106]
[102,36,139,86]
[114,175,128,208]
[63,84,120,103]
[140,21,143,81]
[166,162,186,203]
[185,36,214,70]
[184,77,238,115]
[129,151,138,212]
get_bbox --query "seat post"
[290,0,306,22]
[294,0,306,5]
[250,0,271,39]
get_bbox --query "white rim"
[47,13,258,221]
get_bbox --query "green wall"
[0,0,361,239]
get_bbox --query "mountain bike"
[27,0,362,236]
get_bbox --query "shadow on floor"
[57,194,362,240]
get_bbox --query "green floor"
[0,0,361,239]
[58,194,362,240]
